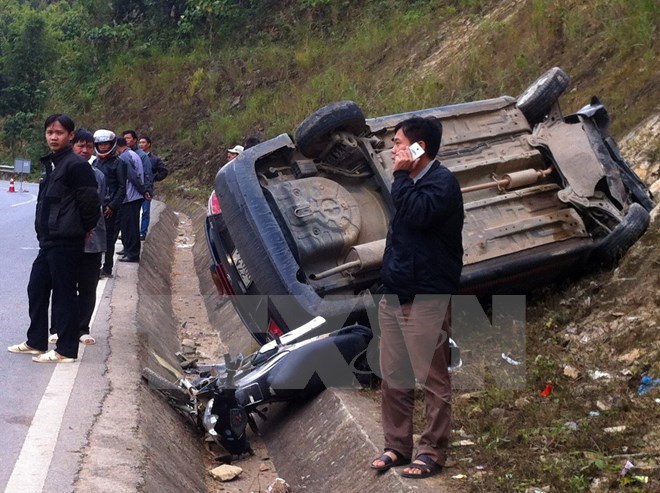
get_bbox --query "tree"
[0,12,54,115]
[0,10,54,151]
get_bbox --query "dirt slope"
[440,115,659,492]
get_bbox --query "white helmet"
[93,129,117,158]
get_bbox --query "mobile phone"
[409,142,425,160]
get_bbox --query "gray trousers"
[378,296,451,465]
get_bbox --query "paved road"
[0,179,113,493]
[0,180,44,488]
[0,188,202,492]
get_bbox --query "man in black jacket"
[370,117,464,478]
[8,114,100,363]
[138,135,168,239]
[93,129,126,277]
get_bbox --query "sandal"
[370,449,410,472]
[400,454,443,479]
[8,342,45,355]
[49,334,59,344]
[32,349,76,363]
[79,334,96,345]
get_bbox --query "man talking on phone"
[370,117,464,478]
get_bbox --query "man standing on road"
[123,130,152,240]
[69,128,106,345]
[93,129,126,278]
[138,135,168,239]
[370,117,464,478]
[50,128,106,345]
[8,114,100,363]
[117,137,147,262]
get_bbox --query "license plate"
[231,249,253,289]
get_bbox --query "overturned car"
[205,67,654,345]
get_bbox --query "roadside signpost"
[14,158,31,192]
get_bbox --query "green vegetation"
[0,0,657,181]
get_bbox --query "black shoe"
[118,257,139,263]
[140,234,146,241]
[99,270,113,279]
[117,250,125,256]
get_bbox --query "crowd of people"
[7,112,460,481]
[6,112,260,365]
[7,114,168,362]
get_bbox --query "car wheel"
[517,67,570,125]
[294,100,367,159]
[592,203,650,265]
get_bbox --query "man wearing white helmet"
[93,129,127,278]
[226,144,244,161]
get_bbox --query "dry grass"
[41,0,658,186]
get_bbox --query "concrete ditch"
[136,206,210,493]
[75,202,208,493]
[81,199,453,492]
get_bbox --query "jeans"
[140,199,151,237]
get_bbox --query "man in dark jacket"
[49,128,107,346]
[138,134,168,239]
[72,128,107,344]
[93,129,126,278]
[370,117,464,478]
[8,114,100,363]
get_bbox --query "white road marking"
[9,194,37,207]
[4,277,108,493]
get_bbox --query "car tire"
[294,100,367,159]
[592,203,650,265]
[517,67,570,125]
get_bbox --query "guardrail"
[0,166,15,179]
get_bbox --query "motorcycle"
[142,317,461,461]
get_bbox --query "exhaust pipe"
[310,239,386,280]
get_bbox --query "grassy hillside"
[38,0,657,197]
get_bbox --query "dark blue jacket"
[133,146,153,194]
[148,152,168,182]
[36,146,100,247]
[94,154,127,212]
[380,161,464,302]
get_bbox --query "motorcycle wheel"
[141,367,190,404]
